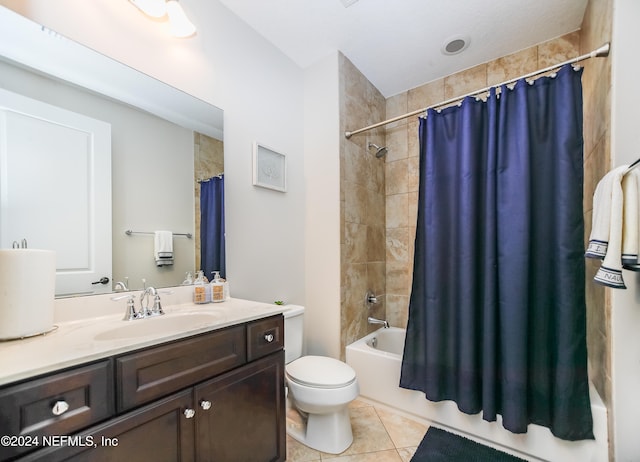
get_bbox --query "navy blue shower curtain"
[200,176,226,279]
[400,65,593,440]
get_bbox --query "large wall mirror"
[0,8,224,296]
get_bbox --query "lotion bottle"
[193,270,208,304]
[210,271,225,303]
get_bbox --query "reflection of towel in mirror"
[587,165,631,289]
[154,231,174,266]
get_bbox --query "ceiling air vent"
[442,36,470,55]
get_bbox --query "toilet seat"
[286,355,357,389]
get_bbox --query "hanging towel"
[622,169,640,271]
[154,231,174,266]
[586,168,619,259]
[588,166,627,288]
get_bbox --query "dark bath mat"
[411,426,528,461]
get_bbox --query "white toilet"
[283,305,359,454]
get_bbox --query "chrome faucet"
[367,316,389,328]
[112,294,141,321]
[112,286,165,321]
[140,286,164,317]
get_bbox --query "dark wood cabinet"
[2,314,285,462]
[19,389,195,462]
[0,360,114,461]
[115,324,246,412]
[246,316,284,362]
[195,351,285,462]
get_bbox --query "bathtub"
[346,327,608,462]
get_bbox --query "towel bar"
[125,230,193,239]
[624,157,640,176]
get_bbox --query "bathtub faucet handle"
[365,290,378,307]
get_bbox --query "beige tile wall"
[339,53,387,358]
[194,132,224,274]
[580,0,613,456]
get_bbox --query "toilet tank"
[283,305,305,364]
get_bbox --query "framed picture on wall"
[252,142,287,192]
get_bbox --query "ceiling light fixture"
[129,0,166,18]
[165,0,197,38]
[129,0,196,38]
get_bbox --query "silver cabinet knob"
[184,408,196,419]
[52,400,70,416]
[264,333,274,343]
[200,400,212,410]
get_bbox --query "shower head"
[368,143,388,158]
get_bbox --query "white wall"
[0,0,307,304]
[610,0,640,459]
[303,53,342,358]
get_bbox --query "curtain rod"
[345,42,611,139]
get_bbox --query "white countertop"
[0,296,285,386]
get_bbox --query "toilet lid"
[286,356,357,389]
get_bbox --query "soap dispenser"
[193,270,208,304]
[210,271,225,303]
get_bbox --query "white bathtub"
[346,327,608,462]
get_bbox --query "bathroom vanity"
[0,296,286,462]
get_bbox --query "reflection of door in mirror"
[0,88,112,296]
[194,133,224,280]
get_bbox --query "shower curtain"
[200,176,226,279]
[400,65,593,440]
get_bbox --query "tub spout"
[367,316,389,328]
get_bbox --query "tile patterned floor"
[286,398,429,462]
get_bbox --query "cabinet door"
[195,351,285,462]
[19,389,195,462]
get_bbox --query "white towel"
[589,166,627,288]
[154,231,174,266]
[622,169,640,271]
[586,168,618,259]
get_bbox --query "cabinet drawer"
[18,389,196,462]
[116,324,246,412]
[0,360,113,461]
[247,315,284,362]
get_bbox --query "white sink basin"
[94,312,220,341]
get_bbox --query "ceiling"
[216,0,589,97]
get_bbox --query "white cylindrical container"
[0,249,56,339]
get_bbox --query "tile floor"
[286,397,430,462]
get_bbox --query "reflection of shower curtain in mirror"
[200,176,226,279]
